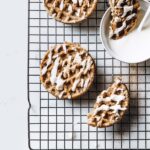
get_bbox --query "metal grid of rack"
[28,0,150,149]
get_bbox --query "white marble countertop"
[0,1,29,150]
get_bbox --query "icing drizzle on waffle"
[109,0,140,39]
[87,77,129,128]
[44,0,97,23]
[95,93,126,116]
[40,42,95,99]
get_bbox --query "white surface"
[0,1,29,150]
[100,0,150,63]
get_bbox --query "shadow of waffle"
[114,63,147,135]
[115,94,139,134]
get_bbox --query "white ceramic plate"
[100,0,150,63]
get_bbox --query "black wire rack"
[28,0,150,149]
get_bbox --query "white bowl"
[100,0,150,64]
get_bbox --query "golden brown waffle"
[44,0,97,24]
[109,0,140,39]
[87,77,129,128]
[40,42,95,99]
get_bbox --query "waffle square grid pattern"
[28,0,150,149]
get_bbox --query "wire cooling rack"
[28,0,150,149]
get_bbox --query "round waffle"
[87,77,129,128]
[109,0,140,39]
[40,42,95,99]
[44,0,97,24]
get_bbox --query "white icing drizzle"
[56,45,61,51]
[126,13,136,21]
[63,44,67,53]
[80,50,86,55]
[53,54,59,59]
[68,95,71,99]
[53,1,56,7]
[84,78,90,88]
[47,52,52,67]
[96,94,125,103]
[72,79,80,91]
[68,55,72,63]
[59,0,64,10]
[68,5,73,13]
[111,0,115,6]
[93,105,110,115]
[122,5,133,18]
[56,73,65,91]
[52,13,56,17]
[80,79,84,87]
[62,60,67,67]
[62,55,72,67]
[83,11,86,17]
[73,53,82,64]
[63,65,71,78]
[116,0,124,8]
[96,96,111,103]
[50,57,60,85]
[110,105,126,114]
[94,104,126,116]
[110,0,138,38]
[48,46,54,54]
[95,88,126,117]
[58,91,65,99]
[81,59,87,68]
[71,65,76,72]
[75,9,80,17]
[110,94,125,104]
[72,47,77,51]
[76,68,84,78]
[96,96,103,103]
[78,0,83,6]
[72,0,77,4]
[84,57,93,74]
[42,66,47,75]
[95,116,102,121]
[114,16,121,23]
[86,0,90,7]
[62,56,73,78]
[114,21,126,35]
